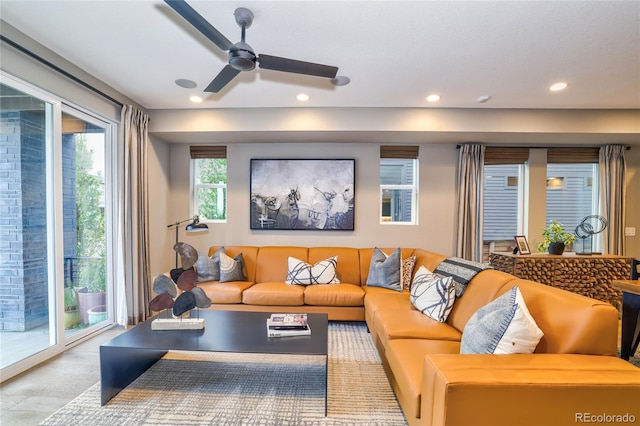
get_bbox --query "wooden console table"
[489,252,632,307]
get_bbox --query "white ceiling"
[2,0,639,111]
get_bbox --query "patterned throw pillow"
[460,286,544,354]
[410,266,456,322]
[434,257,492,297]
[366,247,402,291]
[285,256,340,285]
[195,247,225,282]
[401,255,417,290]
[219,252,247,282]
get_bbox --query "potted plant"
[537,220,576,255]
[64,284,80,329]
[76,256,106,325]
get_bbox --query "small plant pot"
[87,305,107,325]
[64,310,80,329]
[548,242,566,255]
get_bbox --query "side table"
[611,280,640,361]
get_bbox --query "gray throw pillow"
[195,247,225,282]
[460,286,543,354]
[219,252,248,282]
[366,247,402,291]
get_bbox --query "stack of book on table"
[266,313,311,337]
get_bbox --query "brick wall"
[0,111,48,331]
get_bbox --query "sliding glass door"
[0,74,116,379]
[0,81,57,368]
[62,110,110,337]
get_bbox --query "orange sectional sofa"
[194,246,640,426]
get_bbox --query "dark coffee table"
[100,310,329,413]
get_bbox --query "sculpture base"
[151,318,205,330]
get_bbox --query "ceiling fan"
[165,0,339,93]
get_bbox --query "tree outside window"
[193,158,227,221]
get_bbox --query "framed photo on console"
[514,235,531,255]
[250,159,355,231]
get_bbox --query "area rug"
[39,322,408,426]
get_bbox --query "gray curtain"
[599,145,627,255]
[116,105,151,326]
[455,144,485,262]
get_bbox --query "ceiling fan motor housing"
[229,41,256,71]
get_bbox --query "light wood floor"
[0,322,636,426]
[0,326,125,426]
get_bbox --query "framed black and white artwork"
[250,159,355,230]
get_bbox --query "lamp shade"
[186,216,208,232]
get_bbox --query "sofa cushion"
[242,282,305,306]
[309,247,361,285]
[195,247,224,282]
[502,279,619,355]
[285,256,340,285]
[219,252,248,282]
[410,266,456,323]
[197,281,255,304]
[364,291,411,324]
[386,339,461,420]
[366,247,402,291]
[303,283,365,306]
[461,286,543,354]
[374,309,462,350]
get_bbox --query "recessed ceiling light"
[477,95,491,103]
[175,78,197,89]
[549,82,568,92]
[296,93,309,102]
[189,95,203,103]
[426,94,441,102]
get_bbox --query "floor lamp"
[167,215,208,268]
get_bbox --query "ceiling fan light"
[229,48,256,71]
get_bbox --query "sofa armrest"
[421,354,640,426]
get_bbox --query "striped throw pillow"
[410,265,456,322]
[286,256,340,285]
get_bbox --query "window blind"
[484,147,529,165]
[547,147,599,164]
[380,145,419,159]
[189,145,227,159]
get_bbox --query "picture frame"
[250,159,355,230]
[514,235,531,255]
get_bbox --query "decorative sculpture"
[575,215,607,255]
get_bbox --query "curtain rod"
[456,144,631,150]
[1,34,124,108]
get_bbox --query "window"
[545,163,599,248]
[190,146,227,221]
[545,148,600,252]
[482,147,528,261]
[380,146,418,224]
[483,164,524,257]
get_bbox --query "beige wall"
[147,139,639,278]
[148,141,457,276]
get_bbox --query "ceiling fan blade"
[165,0,234,51]
[258,54,338,79]
[204,65,241,93]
